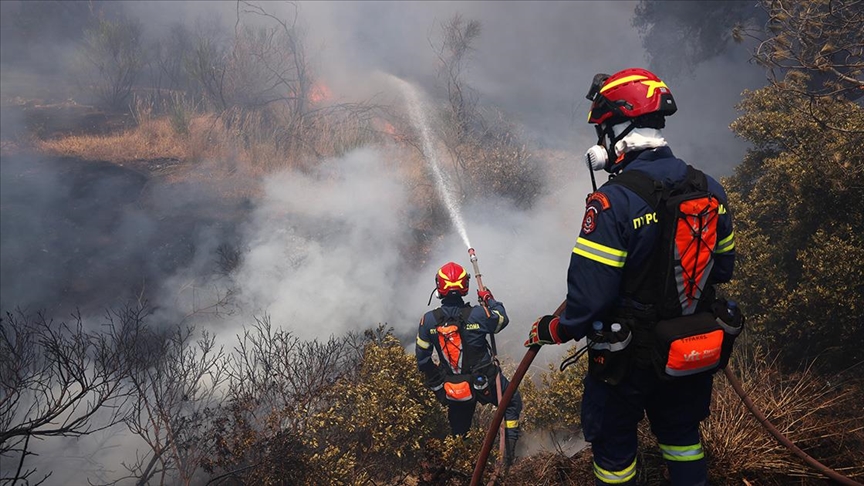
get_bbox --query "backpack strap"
[608,169,664,210]
[432,308,446,327]
[609,165,710,207]
[433,306,473,329]
[459,306,473,326]
[677,165,709,195]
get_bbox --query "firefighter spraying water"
[393,73,523,466]
[414,256,522,467]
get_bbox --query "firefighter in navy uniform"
[525,68,737,485]
[416,261,523,465]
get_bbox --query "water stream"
[390,76,472,249]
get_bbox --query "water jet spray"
[389,74,472,249]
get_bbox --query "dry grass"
[35,96,381,177]
[705,348,864,484]
[37,116,188,164]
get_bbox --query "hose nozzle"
[468,247,477,262]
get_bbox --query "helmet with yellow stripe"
[586,68,676,126]
[436,262,470,298]
[585,68,677,173]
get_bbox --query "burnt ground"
[0,151,251,316]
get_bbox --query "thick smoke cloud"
[227,148,413,341]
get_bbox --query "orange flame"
[308,82,331,104]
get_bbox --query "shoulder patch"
[582,191,611,235]
[586,191,611,210]
[582,206,599,234]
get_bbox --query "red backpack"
[606,165,743,379]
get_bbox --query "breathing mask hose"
[468,248,505,465]
[470,299,567,486]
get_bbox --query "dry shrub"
[419,432,487,485]
[521,345,587,433]
[35,105,376,176]
[504,451,593,486]
[705,346,864,484]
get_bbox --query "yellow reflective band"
[719,204,727,214]
[573,237,627,268]
[505,420,519,429]
[416,336,431,349]
[641,79,668,97]
[600,75,648,93]
[594,457,636,484]
[716,232,735,253]
[716,241,735,253]
[493,310,505,333]
[658,443,705,462]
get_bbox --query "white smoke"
[227,148,415,341]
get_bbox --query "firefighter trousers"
[581,367,713,486]
[448,373,522,440]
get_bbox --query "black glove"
[424,368,445,390]
[433,387,448,406]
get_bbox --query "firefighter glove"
[433,387,448,406]
[424,368,445,390]
[525,315,566,347]
[477,288,494,305]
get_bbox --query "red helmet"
[586,68,677,127]
[436,262,470,298]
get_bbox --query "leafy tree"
[738,0,864,100]
[633,1,763,77]
[723,0,864,372]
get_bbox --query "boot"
[505,437,518,467]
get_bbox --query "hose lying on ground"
[723,366,863,486]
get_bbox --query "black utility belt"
[588,303,744,384]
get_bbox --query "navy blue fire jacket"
[559,146,735,341]
[416,296,509,380]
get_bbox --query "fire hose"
[470,300,566,486]
[468,248,507,467]
[470,301,863,486]
[722,367,863,486]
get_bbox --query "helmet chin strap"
[602,121,637,173]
